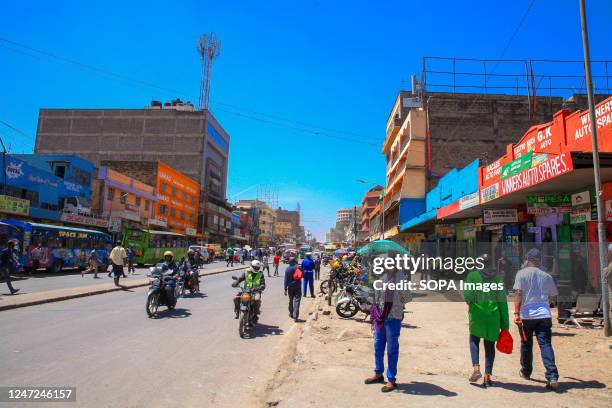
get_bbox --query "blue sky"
[1,0,611,240]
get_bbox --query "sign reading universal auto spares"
[483,208,518,224]
[0,195,29,215]
[501,151,533,180]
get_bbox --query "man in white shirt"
[513,248,559,391]
[108,241,127,286]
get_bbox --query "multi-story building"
[204,196,233,245]
[1,154,96,225]
[236,200,276,247]
[274,220,293,243]
[34,99,230,239]
[100,161,199,236]
[275,208,301,242]
[360,185,383,242]
[91,166,158,232]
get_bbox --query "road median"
[0,264,248,311]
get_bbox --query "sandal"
[364,374,385,385]
[381,381,397,393]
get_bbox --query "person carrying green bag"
[463,254,509,387]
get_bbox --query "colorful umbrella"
[356,239,410,255]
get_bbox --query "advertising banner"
[483,208,518,224]
[60,213,109,228]
[501,151,533,180]
[571,190,591,207]
[499,152,573,197]
[0,195,29,215]
[459,192,480,210]
[527,194,571,215]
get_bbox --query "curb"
[0,265,248,312]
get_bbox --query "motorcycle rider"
[232,260,266,322]
[160,250,180,301]
[184,249,200,288]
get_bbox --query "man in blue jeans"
[513,248,560,391]
[301,252,315,298]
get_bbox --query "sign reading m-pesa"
[500,152,573,196]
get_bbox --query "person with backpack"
[284,255,302,322]
[463,254,509,387]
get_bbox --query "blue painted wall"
[398,198,426,226]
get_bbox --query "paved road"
[0,267,316,407]
[1,261,244,296]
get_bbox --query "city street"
[0,267,314,407]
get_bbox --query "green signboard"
[501,151,533,180]
[527,194,571,206]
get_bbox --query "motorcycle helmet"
[163,250,174,260]
[251,260,262,271]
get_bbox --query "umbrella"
[356,240,410,255]
[334,248,349,256]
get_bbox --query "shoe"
[10,288,20,295]
[107,273,112,278]
[235,312,239,319]
[483,374,493,387]
[469,370,482,383]
[381,381,397,392]
[546,380,559,391]
[311,295,316,298]
[519,369,531,380]
[364,375,385,385]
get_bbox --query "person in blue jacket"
[301,252,316,298]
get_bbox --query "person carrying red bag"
[463,254,509,387]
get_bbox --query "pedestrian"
[1,239,20,295]
[463,254,509,386]
[262,253,271,277]
[603,243,612,328]
[301,252,315,297]
[257,248,263,261]
[238,249,244,265]
[30,242,43,275]
[226,247,235,267]
[108,241,128,286]
[82,248,100,278]
[284,256,302,322]
[513,248,560,391]
[364,252,411,393]
[127,245,136,274]
[314,254,321,280]
[273,253,281,277]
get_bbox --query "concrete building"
[275,208,301,242]
[34,99,230,239]
[360,186,383,242]
[236,200,276,247]
[100,161,199,236]
[381,89,610,239]
[274,220,293,242]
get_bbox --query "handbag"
[496,329,513,354]
[293,267,303,280]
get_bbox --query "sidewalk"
[0,262,249,311]
[265,297,612,407]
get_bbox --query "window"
[54,165,66,179]
[135,197,141,207]
[144,200,150,211]
[71,167,91,186]
[108,188,115,201]
[171,188,177,197]
[190,196,195,205]
[180,211,185,220]
[170,208,176,217]
[160,183,167,193]
[189,213,194,222]
[181,192,187,201]
[159,205,167,215]
[119,192,126,204]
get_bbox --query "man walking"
[262,252,271,277]
[127,245,136,274]
[513,248,560,391]
[108,241,128,286]
[314,254,321,280]
[1,239,20,295]
[301,252,316,298]
[226,247,235,267]
[82,248,100,278]
[284,256,302,322]
[273,253,281,277]
[30,242,43,275]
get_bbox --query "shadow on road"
[246,323,284,338]
[185,292,208,299]
[397,381,458,397]
[152,308,192,319]
[493,377,605,394]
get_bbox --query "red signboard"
[500,152,573,196]
[512,110,567,159]
[436,200,460,219]
[565,96,612,153]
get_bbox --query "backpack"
[293,266,303,280]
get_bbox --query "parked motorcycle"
[335,283,374,319]
[146,264,179,318]
[232,276,260,338]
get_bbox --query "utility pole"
[579,0,610,336]
[353,206,357,249]
[0,134,7,195]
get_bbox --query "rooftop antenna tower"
[197,33,221,111]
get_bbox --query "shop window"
[171,188,177,197]
[182,191,187,201]
[170,208,176,217]
[180,211,185,220]
[119,192,126,204]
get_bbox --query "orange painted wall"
[155,162,200,234]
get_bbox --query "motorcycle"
[178,260,200,296]
[146,264,179,318]
[232,276,260,338]
[335,282,374,319]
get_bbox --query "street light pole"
[579,0,610,336]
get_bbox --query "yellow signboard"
[0,195,29,216]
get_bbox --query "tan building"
[236,200,276,247]
[274,220,293,242]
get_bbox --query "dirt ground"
[264,296,612,408]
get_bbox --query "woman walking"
[463,256,509,387]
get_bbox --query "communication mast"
[197,33,221,111]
